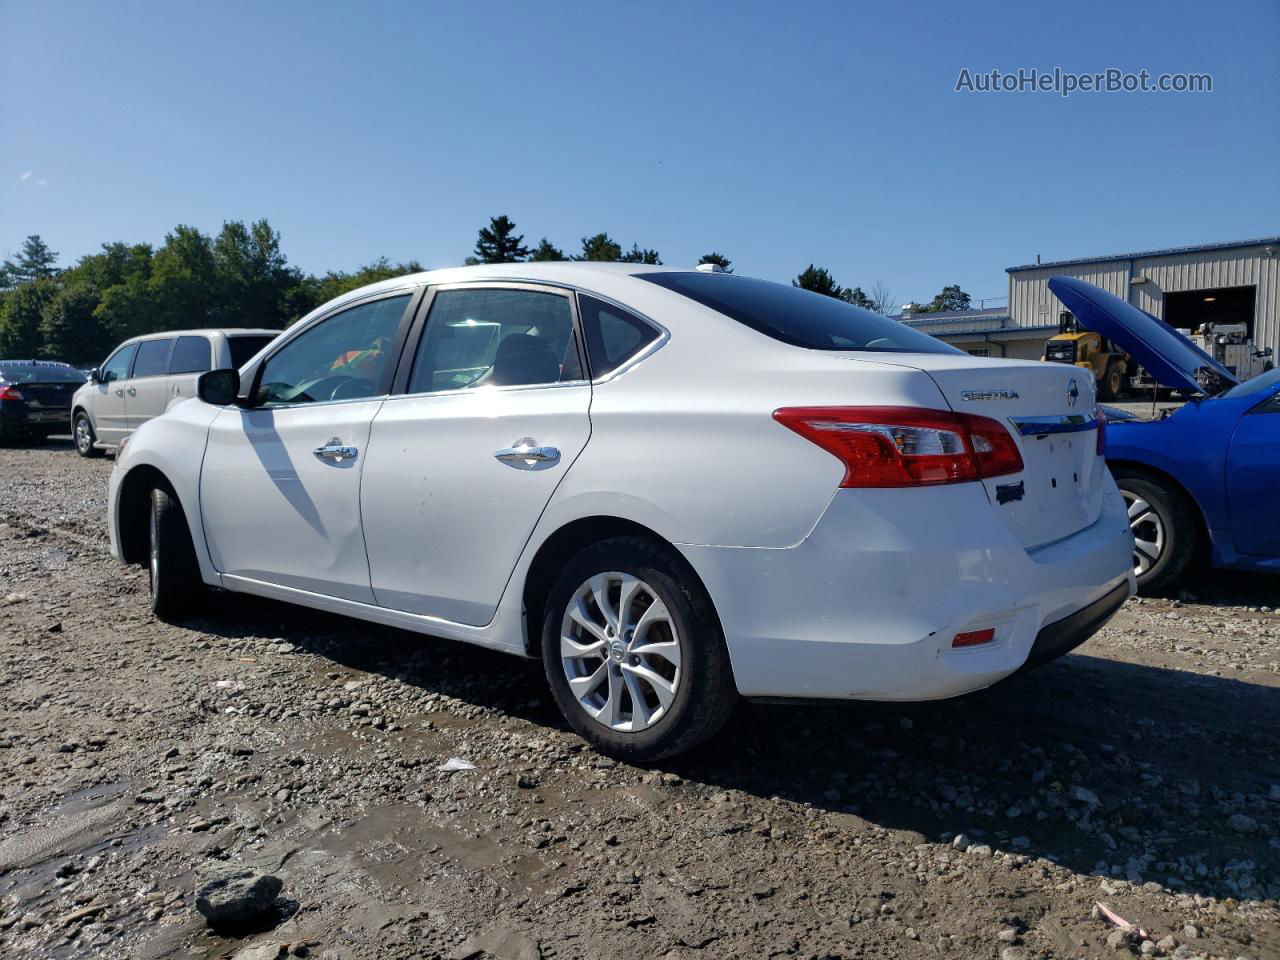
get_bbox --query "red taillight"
[952,628,996,648]
[1095,407,1107,456]
[0,385,23,400]
[773,406,1024,488]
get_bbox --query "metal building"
[1006,237,1280,357]
[897,306,1056,361]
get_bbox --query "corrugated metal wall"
[1008,262,1130,331]
[1008,242,1280,353]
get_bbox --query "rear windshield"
[0,362,86,384]
[228,335,277,368]
[638,272,959,354]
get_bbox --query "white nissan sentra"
[108,263,1135,760]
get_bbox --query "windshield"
[638,272,960,354]
[0,362,86,384]
[1220,366,1280,400]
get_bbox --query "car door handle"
[126,387,136,396]
[115,388,124,397]
[313,439,358,463]
[495,438,560,464]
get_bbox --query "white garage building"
[1006,237,1280,357]
[900,237,1280,362]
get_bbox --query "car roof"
[121,328,282,344]
[322,262,694,310]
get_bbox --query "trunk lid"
[866,353,1108,550]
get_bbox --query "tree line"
[0,215,970,364]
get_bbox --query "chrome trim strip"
[1012,414,1100,436]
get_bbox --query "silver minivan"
[72,328,279,456]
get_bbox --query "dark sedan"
[0,360,87,442]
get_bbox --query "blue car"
[1050,277,1279,592]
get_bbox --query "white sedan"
[108,263,1134,760]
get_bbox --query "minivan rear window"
[638,272,959,354]
[228,335,276,368]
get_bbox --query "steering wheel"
[328,376,378,401]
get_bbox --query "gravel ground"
[1,440,1277,960]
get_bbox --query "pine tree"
[619,244,661,265]
[473,215,530,263]
[576,233,623,262]
[1,235,59,288]
[528,238,565,262]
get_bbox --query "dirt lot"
[1,440,1277,960]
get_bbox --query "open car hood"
[1047,276,1238,396]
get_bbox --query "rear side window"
[638,272,960,354]
[169,336,212,374]
[578,294,660,378]
[228,335,276,368]
[132,339,174,377]
[409,288,582,393]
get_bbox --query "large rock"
[195,870,283,925]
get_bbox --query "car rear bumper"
[679,477,1135,701]
[0,405,70,434]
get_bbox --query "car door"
[199,291,416,602]
[125,337,175,430]
[91,342,138,444]
[1226,386,1280,557]
[167,334,213,406]
[361,283,592,625]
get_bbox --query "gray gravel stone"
[195,870,283,925]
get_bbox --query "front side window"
[408,288,581,394]
[100,343,138,383]
[132,339,174,378]
[578,294,660,378]
[169,336,213,374]
[638,271,961,354]
[255,295,409,406]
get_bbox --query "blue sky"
[3,0,1277,308]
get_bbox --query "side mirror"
[197,368,241,406]
[88,367,100,383]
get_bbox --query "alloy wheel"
[149,501,160,593]
[559,572,682,733]
[75,417,92,454]
[1121,489,1165,577]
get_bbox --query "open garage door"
[1164,285,1257,337]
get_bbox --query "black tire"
[148,487,206,621]
[74,412,102,458]
[541,536,736,762]
[1097,361,1123,401]
[1111,467,1198,594]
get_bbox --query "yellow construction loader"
[1042,312,1129,400]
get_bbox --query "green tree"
[92,243,157,342]
[148,225,218,331]
[528,238,565,262]
[212,219,300,328]
[473,215,530,264]
[793,265,878,307]
[920,284,972,313]
[0,277,56,356]
[697,252,732,273]
[619,244,662,265]
[576,233,623,262]
[307,257,424,310]
[1,235,59,288]
[40,275,112,363]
